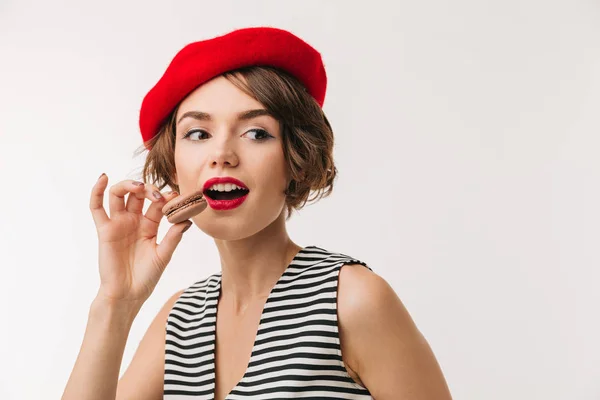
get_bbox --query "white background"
[1,0,599,399]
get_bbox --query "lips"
[202,176,250,211]
[203,176,248,192]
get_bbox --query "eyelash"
[182,128,273,141]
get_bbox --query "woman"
[63,27,452,400]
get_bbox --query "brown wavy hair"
[132,66,337,220]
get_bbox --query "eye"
[244,129,273,141]
[182,129,209,140]
[181,128,273,141]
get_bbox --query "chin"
[193,203,285,241]
[197,224,254,241]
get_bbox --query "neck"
[214,210,303,316]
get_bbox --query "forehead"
[176,75,263,120]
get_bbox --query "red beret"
[139,26,327,148]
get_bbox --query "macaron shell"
[166,199,207,224]
[162,191,207,224]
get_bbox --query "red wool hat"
[139,26,328,149]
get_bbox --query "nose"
[208,136,239,168]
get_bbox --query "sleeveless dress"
[163,245,374,399]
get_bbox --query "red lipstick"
[202,176,249,211]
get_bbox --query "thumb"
[156,220,193,264]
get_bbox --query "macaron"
[161,190,207,224]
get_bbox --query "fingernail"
[152,191,163,200]
[133,181,144,186]
[182,222,192,233]
[98,173,105,181]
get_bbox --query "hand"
[89,174,197,308]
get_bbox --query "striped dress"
[163,245,374,399]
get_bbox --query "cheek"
[257,149,288,187]
[174,147,209,179]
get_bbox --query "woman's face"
[173,75,289,240]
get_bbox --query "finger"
[125,182,162,214]
[155,220,193,266]
[143,190,179,225]
[139,191,180,238]
[90,174,110,227]
[140,192,179,238]
[108,180,147,216]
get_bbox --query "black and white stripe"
[164,245,374,399]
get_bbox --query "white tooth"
[208,183,245,191]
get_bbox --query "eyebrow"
[177,109,273,125]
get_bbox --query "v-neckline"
[210,245,314,399]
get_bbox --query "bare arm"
[62,289,184,400]
[61,294,140,400]
[63,175,194,399]
[116,289,184,400]
[338,264,453,399]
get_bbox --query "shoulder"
[165,273,220,317]
[178,272,221,297]
[156,287,187,325]
[336,263,452,399]
[335,261,386,372]
[337,262,393,341]
[166,287,186,307]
